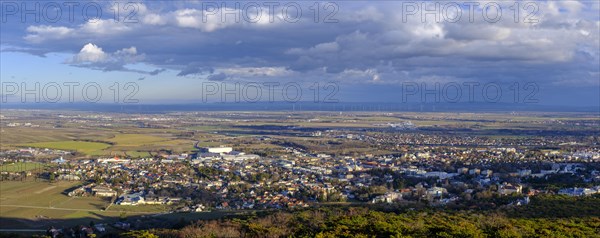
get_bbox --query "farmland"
[0,162,46,172]
[0,180,166,229]
[107,134,169,146]
[0,180,246,230]
[4,132,196,157]
[106,134,194,157]
[0,180,106,228]
[22,141,111,156]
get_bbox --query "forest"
[121,195,600,238]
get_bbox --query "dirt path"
[34,186,56,194]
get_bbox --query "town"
[3,144,600,211]
[1,110,599,236]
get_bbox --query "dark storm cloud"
[207,73,228,81]
[177,64,214,77]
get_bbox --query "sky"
[0,0,599,108]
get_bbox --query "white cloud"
[73,43,107,63]
[114,46,145,64]
[313,42,340,53]
[221,67,292,77]
[81,18,130,35]
[173,8,237,32]
[142,13,166,25]
[24,19,130,44]
[24,25,74,43]
[68,43,157,75]
[115,46,137,55]
[560,1,584,15]
[11,1,599,91]
[337,68,380,82]
[410,23,445,39]
[286,42,339,56]
[72,44,144,65]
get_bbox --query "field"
[0,126,115,149]
[4,131,196,157]
[0,180,162,229]
[3,111,596,158]
[0,180,250,231]
[0,162,46,172]
[107,134,195,157]
[21,141,111,156]
[107,134,169,146]
[120,151,151,158]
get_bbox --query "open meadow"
[0,162,46,173]
[22,141,111,156]
[2,126,196,158]
[0,180,169,229]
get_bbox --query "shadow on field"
[0,210,242,235]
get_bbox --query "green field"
[0,180,167,229]
[0,180,236,230]
[21,141,111,156]
[106,134,195,155]
[107,134,169,146]
[9,133,196,157]
[0,180,107,228]
[123,151,152,158]
[0,162,46,172]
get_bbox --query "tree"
[119,212,127,222]
[122,230,159,238]
[522,186,531,195]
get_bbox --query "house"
[518,169,532,177]
[114,222,130,230]
[92,186,117,197]
[97,157,130,164]
[193,204,206,212]
[558,187,598,196]
[94,224,106,232]
[426,187,447,198]
[58,174,80,180]
[51,157,66,164]
[498,183,522,195]
[481,169,493,177]
[469,168,481,175]
[116,193,145,205]
[424,171,456,179]
[68,186,87,197]
[515,196,530,206]
[371,192,402,203]
[457,167,469,174]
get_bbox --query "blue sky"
[1,1,599,107]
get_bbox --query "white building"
[97,157,130,164]
[117,193,145,205]
[558,187,599,196]
[207,147,233,154]
[498,183,523,195]
[371,192,402,203]
[426,187,447,198]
